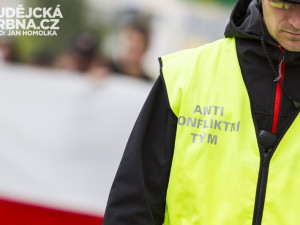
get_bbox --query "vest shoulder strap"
[160,37,237,117]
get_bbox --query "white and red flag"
[0,65,151,225]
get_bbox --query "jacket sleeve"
[103,75,178,225]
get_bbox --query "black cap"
[283,0,300,3]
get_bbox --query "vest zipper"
[252,150,271,225]
[252,108,300,225]
[252,45,296,225]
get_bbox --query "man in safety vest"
[103,0,300,224]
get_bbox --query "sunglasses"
[269,0,296,9]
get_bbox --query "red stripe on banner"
[0,197,103,225]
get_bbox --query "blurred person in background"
[108,13,152,81]
[103,0,300,224]
[56,32,108,78]
[30,51,54,68]
[0,39,17,63]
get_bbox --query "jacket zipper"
[252,45,297,225]
[252,108,300,225]
[271,46,285,133]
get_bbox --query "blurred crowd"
[0,12,154,82]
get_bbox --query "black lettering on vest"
[197,119,203,128]
[203,106,211,115]
[178,116,186,125]
[194,105,202,115]
[191,133,199,143]
[208,134,218,145]
[191,133,218,145]
[199,133,207,143]
[214,120,222,130]
[203,119,209,128]
[231,122,236,132]
[212,106,220,115]
[187,117,197,127]
[236,121,241,132]
[221,107,224,116]
[223,122,231,131]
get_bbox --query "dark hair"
[118,12,151,48]
[72,32,98,57]
[123,21,149,40]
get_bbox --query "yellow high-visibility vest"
[161,37,300,225]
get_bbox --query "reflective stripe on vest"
[160,37,300,225]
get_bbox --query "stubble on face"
[262,0,300,52]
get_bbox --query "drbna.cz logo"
[0,4,63,36]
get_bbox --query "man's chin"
[283,46,300,52]
[280,40,300,52]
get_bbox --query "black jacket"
[103,0,300,224]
